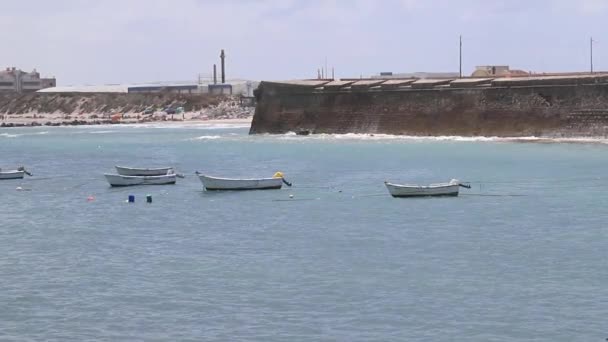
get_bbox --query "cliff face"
[250,79,608,137]
[0,92,227,115]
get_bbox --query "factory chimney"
[220,49,226,84]
[213,64,217,84]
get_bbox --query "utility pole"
[590,37,594,74]
[459,35,463,78]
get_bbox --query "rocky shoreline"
[1,120,103,127]
[0,92,254,128]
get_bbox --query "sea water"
[1,124,607,341]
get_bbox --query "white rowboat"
[196,173,285,190]
[0,170,25,180]
[115,165,174,176]
[104,173,177,187]
[385,179,469,197]
[0,166,32,180]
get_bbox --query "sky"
[1,0,607,85]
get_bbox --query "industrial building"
[371,67,530,79]
[0,67,56,92]
[471,65,528,77]
[127,84,199,94]
[35,49,259,95]
[372,71,460,79]
[37,80,258,96]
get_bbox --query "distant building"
[207,84,233,95]
[0,67,56,92]
[471,65,529,77]
[127,84,199,94]
[38,79,259,95]
[372,71,460,79]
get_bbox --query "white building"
[0,67,56,92]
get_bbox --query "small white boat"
[0,167,32,180]
[196,172,290,190]
[384,179,470,197]
[115,165,174,176]
[104,173,177,187]
[0,170,25,180]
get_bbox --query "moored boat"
[384,179,470,197]
[0,166,33,180]
[196,172,291,190]
[115,165,174,176]
[0,170,25,180]
[104,173,177,187]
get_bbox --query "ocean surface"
[1,124,607,341]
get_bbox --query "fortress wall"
[250,81,608,137]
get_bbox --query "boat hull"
[0,171,25,180]
[385,181,460,197]
[104,174,177,187]
[115,166,173,176]
[197,174,283,190]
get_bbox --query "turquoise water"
[1,124,607,341]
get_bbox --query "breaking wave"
[188,135,222,140]
[0,133,18,138]
[116,123,251,130]
[276,132,608,144]
[0,131,49,138]
[89,130,117,134]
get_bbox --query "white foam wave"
[115,123,250,130]
[89,130,116,134]
[0,131,48,138]
[189,135,222,140]
[194,124,251,130]
[278,132,497,141]
[276,132,608,144]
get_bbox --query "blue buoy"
[146,194,152,203]
[128,195,135,203]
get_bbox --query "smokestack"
[220,49,226,84]
[213,64,217,85]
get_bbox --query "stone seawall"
[250,77,608,137]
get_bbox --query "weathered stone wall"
[250,81,608,137]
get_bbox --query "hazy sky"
[1,0,606,85]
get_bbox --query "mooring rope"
[461,193,527,197]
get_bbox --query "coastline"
[0,114,253,128]
[275,132,608,144]
[0,94,255,128]
[4,119,608,145]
